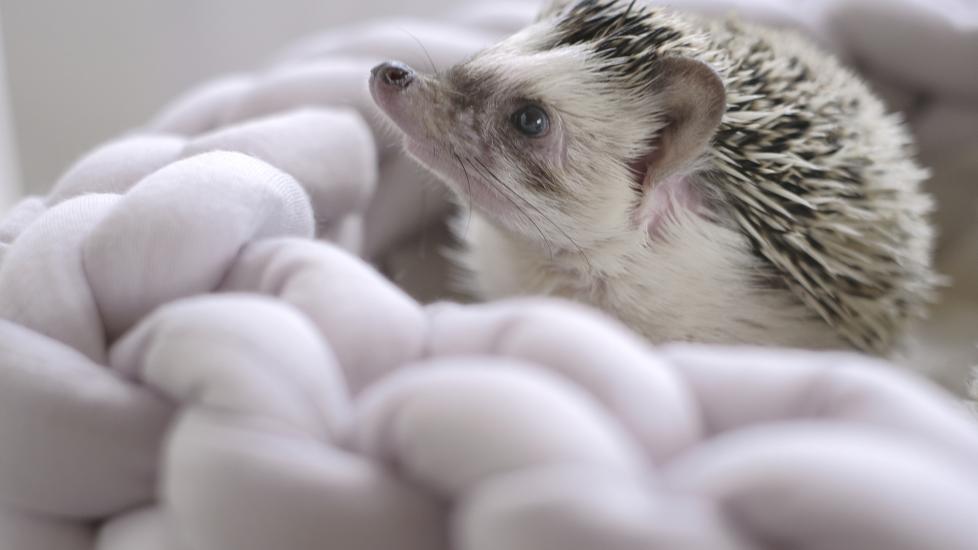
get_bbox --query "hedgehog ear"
[636,57,726,186]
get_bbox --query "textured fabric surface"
[1,1,977,548]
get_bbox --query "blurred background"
[0,0,460,212]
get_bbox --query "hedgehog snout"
[369,60,427,138]
[371,61,416,90]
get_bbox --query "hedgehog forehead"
[461,44,594,96]
[450,0,697,105]
[451,5,680,104]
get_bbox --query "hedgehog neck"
[466,209,659,288]
[459,207,848,349]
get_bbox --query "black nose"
[372,61,416,89]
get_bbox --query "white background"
[0,0,461,209]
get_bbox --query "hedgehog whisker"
[449,148,475,235]
[470,156,592,271]
[463,156,557,262]
[399,28,440,76]
[439,88,469,100]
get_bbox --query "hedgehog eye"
[511,104,550,138]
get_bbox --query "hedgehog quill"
[370,0,939,356]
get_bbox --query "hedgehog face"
[371,0,725,253]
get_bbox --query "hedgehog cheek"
[639,57,726,186]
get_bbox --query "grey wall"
[0,5,20,211]
[0,0,459,197]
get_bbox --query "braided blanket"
[2,1,977,549]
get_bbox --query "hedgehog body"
[370,0,939,355]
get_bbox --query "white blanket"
[1,1,977,549]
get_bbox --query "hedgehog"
[369,0,940,356]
